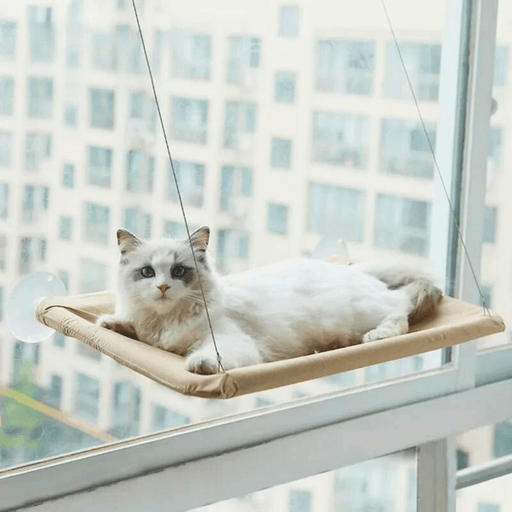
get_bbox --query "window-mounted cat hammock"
[33,291,504,399]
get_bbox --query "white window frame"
[0,1,507,512]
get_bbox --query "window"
[152,30,168,73]
[164,221,199,239]
[80,259,108,293]
[227,36,261,85]
[217,229,250,271]
[129,91,156,133]
[489,127,502,170]
[268,203,289,235]
[171,97,208,144]
[493,422,512,458]
[62,164,75,188]
[0,21,17,61]
[380,119,437,179]
[47,375,63,410]
[124,208,152,239]
[91,31,117,71]
[494,46,508,87]
[90,89,115,129]
[65,105,77,126]
[224,101,258,150]
[316,40,375,95]
[289,490,311,512]
[88,146,113,188]
[312,111,370,167]
[0,235,6,270]
[0,182,8,219]
[478,504,501,512]
[74,373,100,422]
[0,131,12,166]
[28,6,55,63]
[153,405,190,431]
[0,76,13,116]
[126,151,154,193]
[275,72,297,103]
[456,449,470,470]
[375,194,431,256]
[167,161,205,207]
[278,5,300,37]
[385,42,441,101]
[271,138,292,169]
[111,382,141,438]
[28,77,53,119]
[171,30,211,80]
[22,185,36,222]
[483,206,497,244]
[307,183,366,242]
[53,333,66,348]
[25,133,52,171]
[19,236,47,274]
[66,0,82,68]
[59,217,73,241]
[84,203,110,245]
[220,166,253,213]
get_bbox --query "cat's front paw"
[96,314,118,331]
[186,353,219,375]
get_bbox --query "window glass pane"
[196,451,416,512]
[278,5,300,38]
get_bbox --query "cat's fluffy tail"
[353,260,444,323]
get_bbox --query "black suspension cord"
[380,0,491,315]
[131,0,224,371]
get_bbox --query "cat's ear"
[117,229,142,255]
[189,226,210,252]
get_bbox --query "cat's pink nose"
[157,284,170,294]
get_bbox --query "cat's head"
[116,226,214,314]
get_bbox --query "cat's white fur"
[97,227,442,375]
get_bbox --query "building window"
[91,31,117,71]
[90,88,115,129]
[224,101,258,150]
[380,119,436,179]
[47,375,63,410]
[275,72,296,103]
[268,203,289,235]
[129,91,156,133]
[316,40,375,96]
[312,111,370,168]
[217,229,250,271]
[59,217,73,241]
[0,21,17,61]
[171,30,211,81]
[227,36,261,85]
[0,182,8,219]
[167,161,205,207]
[111,382,141,438]
[84,203,110,245]
[278,5,300,37]
[74,373,100,421]
[80,259,108,293]
[271,138,292,169]
[307,183,365,242]
[171,97,208,144]
[0,235,6,270]
[22,185,36,222]
[0,76,14,116]
[62,163,75,188]
[19,236,46,274]
[456,449,470,470]
[88,146,113,188]
[489,127,502,170]
[65,105,77,126]
[375,194,431,256]
[28,77,53,119]
[54,333,66,348]
[483,206,497,244]
[494,46,509,88]
[220,166,253,213]
[478,504,501,512]
[289,490,311,512]
[25,133,52,171]
[152,29,168,74]
[126,151,154,193]
[0,131,12,166]
[164,221,199,239]
[28,6,55,63]
[124,208,152,239]
[385,42,441,102]
[153,405,190,431]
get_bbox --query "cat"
[96,226,443,375]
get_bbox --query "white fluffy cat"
[97,227,443,375]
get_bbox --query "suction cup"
[311,236,349,260]
[7,272,67,343]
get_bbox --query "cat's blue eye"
[171,265,186,278]
[140,266,155,278]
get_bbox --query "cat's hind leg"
[362,312,409,343]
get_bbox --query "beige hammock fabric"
[36,292,505,399]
